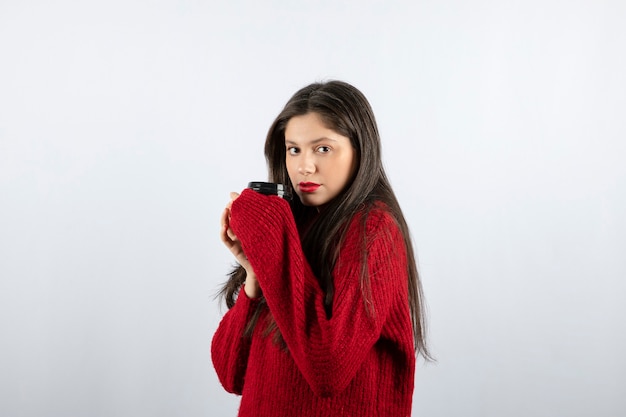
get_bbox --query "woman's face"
[284,112,356,207]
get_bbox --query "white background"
[1,1,625,416]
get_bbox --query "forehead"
[284,113,346,144]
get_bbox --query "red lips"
[298,182,320,193]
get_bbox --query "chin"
[299,199,316,207]
[297,195,326,207]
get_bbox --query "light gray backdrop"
[1,1,624,416]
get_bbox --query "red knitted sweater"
[211,189,415,417]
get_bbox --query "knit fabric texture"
[211,189,415,417]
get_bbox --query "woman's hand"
[220,192,261,298]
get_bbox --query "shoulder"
[366,201,397,230]
[345,201,402,245]
[339,202,408,276]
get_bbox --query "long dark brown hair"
[218,80,430,359]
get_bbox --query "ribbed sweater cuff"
[230,188,292,239]
[229,188,295,277]
[236,284,261,309]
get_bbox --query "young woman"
[212,80,429,416]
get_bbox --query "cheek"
[285,160,297,184]
[348,155,358,179]
[340,153,357,178]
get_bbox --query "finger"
[230,192,240,202]
[220,208,235,245]
[226,227,237,242]
[220,222,232,246]
[220,207,230,229]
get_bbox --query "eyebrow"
[285,137,337,145]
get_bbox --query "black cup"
[247,182,292,201]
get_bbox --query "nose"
[298,152,315,176]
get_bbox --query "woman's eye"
[287,147,299,155]
[317,146,331,153]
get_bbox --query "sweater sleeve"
[211,286,260,395]
[229,189,409,397]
